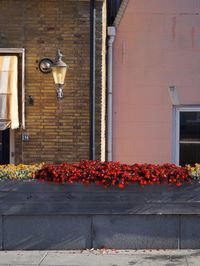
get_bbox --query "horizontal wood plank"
[0,180,200,215]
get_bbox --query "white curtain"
[0,56,19,130]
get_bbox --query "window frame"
[175,106,200,165]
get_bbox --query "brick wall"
[0,0,105,163]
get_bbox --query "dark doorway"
[0,129,10,164]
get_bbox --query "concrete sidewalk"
[0,249,199,266]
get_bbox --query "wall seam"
[90,215,94,248]
[178,214,181,249]
[1,215,4,250]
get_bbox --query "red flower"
[34,160,192,188]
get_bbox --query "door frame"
[0,48,25,164]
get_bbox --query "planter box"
[0,180,199,250]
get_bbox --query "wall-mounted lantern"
[38,49,68,100]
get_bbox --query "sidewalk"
[0,249,199,266]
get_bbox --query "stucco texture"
[113,0,200,164]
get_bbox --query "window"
[175,107,200,166]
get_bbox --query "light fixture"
[38,58,53,74]
[38,49,68,100]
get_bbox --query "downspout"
[107,26,116,161]
[90,0,96,160]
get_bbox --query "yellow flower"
[0,163,44,179]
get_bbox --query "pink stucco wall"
[113,0,200,164]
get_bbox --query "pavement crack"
[185,255,189,266]
[38,251,48,265]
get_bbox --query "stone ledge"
[0,180,199,215]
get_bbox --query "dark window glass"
[180,112,200,141]
[180,143,200,166]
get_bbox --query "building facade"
[0,0,106,164]
[113,0,200,166]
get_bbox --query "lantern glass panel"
[52,67,67,85]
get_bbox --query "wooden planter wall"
[0,180,199,250]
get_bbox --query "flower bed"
[1,161,199,188]
[34,160,192,188]
[0,162,200,250]
[187,163,200,180]
[0,163,43,179]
